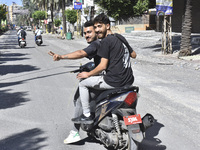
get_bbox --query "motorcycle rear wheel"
[127,133,138,150]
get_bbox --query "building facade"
[7,2,23,25]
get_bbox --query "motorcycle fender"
[127,124,144,142]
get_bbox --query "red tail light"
[124,92,137,106]
[22,38,24,40]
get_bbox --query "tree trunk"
[178,0,193,57]
[62,0,66,37]
[50,0,54,34]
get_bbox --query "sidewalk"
[43,32,85,41]
[122,30,200,71]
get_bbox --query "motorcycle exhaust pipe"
[141,113,155,132]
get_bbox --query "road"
[0,30,199,150]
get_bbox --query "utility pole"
[156,0,173,54]
[76,9,81,37]
[162,15,172,54]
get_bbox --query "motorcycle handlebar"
[70,69,81,73]
[70,62,95,73]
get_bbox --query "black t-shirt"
[97,34,134,87]
[83,39,101,66]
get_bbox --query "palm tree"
[62,0,66,36]
[178,0,193,57]
[50,0,55,33]
[23,0,38,26]
[31,0,68,35]
[31,0,46,10]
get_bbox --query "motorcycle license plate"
[21,42,25,44]
[38,39,41,42]
[123,114,142,126]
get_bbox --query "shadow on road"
[0,65,40,76]
[0,89,30,109]
[0,58,30,64]
[0,43,17,46]
[0,40,18,50]
[14,46,36,49]
[0,128,47,150]
[0,53,27,57]
[0,69,72,88]
[139,121,166,150]
[36,45,48,47]
[69,136,102,146]
[0,51,37,72]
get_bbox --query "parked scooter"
[19,38,26,48]
[71,62,155,150]
[35,35,43,46]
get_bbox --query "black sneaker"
[71,114,94,124]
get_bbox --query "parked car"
[26,26,32,31]
[15,26,20,31]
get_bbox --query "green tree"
[31,0,47,10]
[178,0,193,57]
[95,0,135,21]
[16,14,29,26]
[95,0,156,21]
[23,0,38,26]
[0,4,7,33]
[133,0,149,16]
[65,9,77,32]
[32,11,46,20]
[0,4,7,21]
[32,11,47,26]
[54,19,61,27]
[23,0,38,13]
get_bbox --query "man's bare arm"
[48,50,88,61]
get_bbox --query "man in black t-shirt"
[49,21,101,144]
[72,13,136,124]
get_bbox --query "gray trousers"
[79,76,115,115]
[73,87,102,131]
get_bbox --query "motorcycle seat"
[95,86,139,104]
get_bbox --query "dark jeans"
[35,35,42,41]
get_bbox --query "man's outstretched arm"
[48,50,88,61]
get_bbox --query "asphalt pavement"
[0,30,200,150]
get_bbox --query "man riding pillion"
[48,21,101,144]
[72,13,136,124]
[17,26,27,46]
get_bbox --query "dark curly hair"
[84,20,94,28]
[93,13,110,25]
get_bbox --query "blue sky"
[0,0,22,6]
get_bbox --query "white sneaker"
[63,130,81,144]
